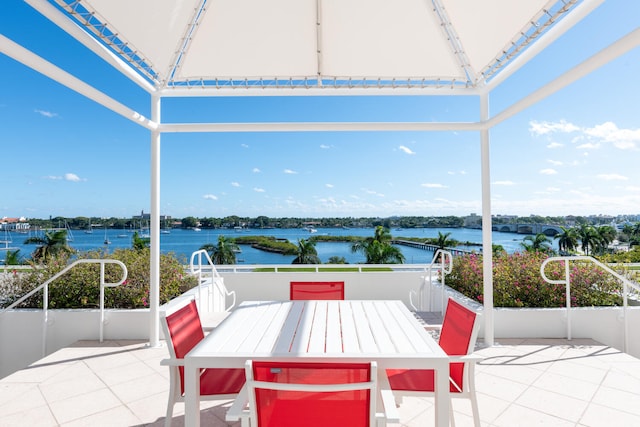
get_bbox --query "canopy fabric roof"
[53,0,578,92]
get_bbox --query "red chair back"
[438,298,477,390]
[251,361,372,426]
[164,300,205,394]
[290,281,345,300]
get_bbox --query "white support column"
[149,94,161,347]
[480,93,494,346]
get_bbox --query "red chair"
[386,298,481,426]
[290,281,345,300]
[228,360,393,426]
[160,299,245,427]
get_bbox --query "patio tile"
[109,371,168,403]
[2,338,640,427]
[0,383,48,417]
[579,402,640,427]
[60,405,141,427]
[515,385,588,423]
[530,369,599,401]
[492,403,576,427]
[48,388,122,424]
[94,359,157,388]
[591,383,640,416]
[0,403,58,427]
[39,363,106,403]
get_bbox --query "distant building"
[132,211,171,222]
[0,217,30,231]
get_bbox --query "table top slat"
[272,301,304,354]
[338,301,359,353]
[362,301,395,353]
[307,301,328,353]
[325,301,343,353]
[350,301,378,353]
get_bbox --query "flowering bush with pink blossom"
[446,251,622,307]
[1,248,197,309]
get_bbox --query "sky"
[0,1,639,220]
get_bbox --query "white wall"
[2,270,639,379]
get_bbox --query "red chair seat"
[200,368,245,395]
[386,368,462,393]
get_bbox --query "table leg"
[184,363,201,427]
[435,359,450,427]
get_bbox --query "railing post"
[42,283,48,357]
[564,259,571,340]
[100,261,105,342]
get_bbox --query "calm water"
[2,227,551,265]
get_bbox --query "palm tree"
[594,225,617,254]
[292,238,321,264]
[23,229,73,263]
[351,226,405,264]
[4,249,21,265]
[521,233,552,253]
[200,236,239,264]
[131,231,150,251]
[577,224,599,256]
[555,226,578,254]
[435,231,453,250]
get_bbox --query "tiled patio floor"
[1,338,640,426]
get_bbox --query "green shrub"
[0,249,197,309]
[446,251,622,307]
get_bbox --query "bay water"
[4,227,549,265]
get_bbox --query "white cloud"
[203,194,218,200]
[65,173,81,182]
[547,159,563,166]
[325,183,334,188]
[584,122,640,150]
[546,142,564,149]
[596,173,628,181]
[529,120,579,136]
[241,144,249,148]
[231,182,240,187]
[576,142,600,150]
[254,187,265,193]
[421,183,447,188]
[539,168,558,175]
[363,188,385,197]
[283,169,298,174]
[35,109,58,118]
[45,175,62,180]
[320,144,331,149]
[252,168,261,173]
[398,145,416,155]
[493,180,515,186]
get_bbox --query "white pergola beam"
[26,0,157,94]
[484,0,606,92]
[159,121,483,133]
[488,28,640,129]
[0,33,157,131]
[158,86,484,97]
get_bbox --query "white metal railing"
[212,263,434,273]
[0,259,127,353]
[189,249,235,313]
[540,256,640,351]
[409,249,453,313]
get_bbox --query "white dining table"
[184,300,450,427]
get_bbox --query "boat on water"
[192,227,202,232]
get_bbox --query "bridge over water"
[391,240,474,255]
[492,224,564,236]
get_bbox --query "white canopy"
[2,0,639,347]
[37,0,590,94]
